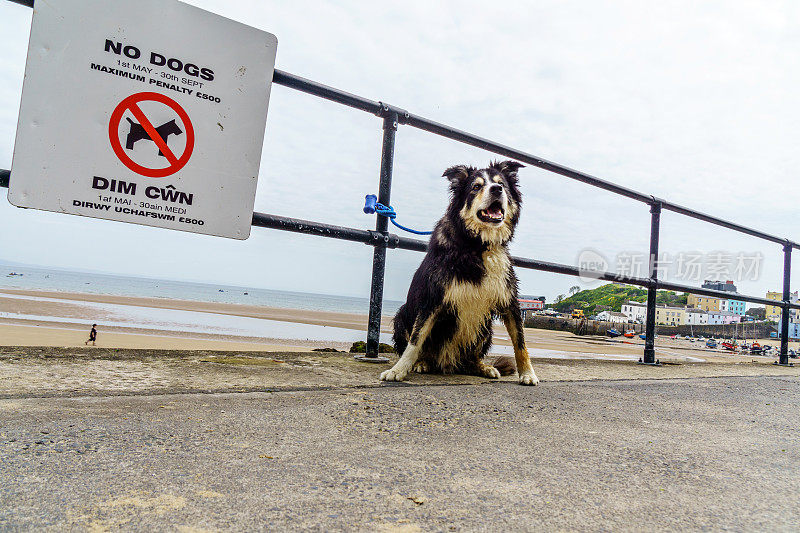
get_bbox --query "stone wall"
[522,314,774,338]
[523,315,644,336]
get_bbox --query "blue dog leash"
[363,194,433,236]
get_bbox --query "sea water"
[0,263,404,315]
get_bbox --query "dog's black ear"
[442,165,470,184]
[492,160,525,180]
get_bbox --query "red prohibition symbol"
[108,92,194,178]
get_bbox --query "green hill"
[551,283,687,315]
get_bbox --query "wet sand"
[0,288,377,331]
[0,323,318,352]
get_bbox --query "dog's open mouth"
[478,202,505,224]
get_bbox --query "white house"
[685,307,708,325]
[621,301,647,323]
[596,311,628,324]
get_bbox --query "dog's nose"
[489,184,503,196]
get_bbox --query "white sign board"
[8,0,278,239]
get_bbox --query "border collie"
[380,161,538,386]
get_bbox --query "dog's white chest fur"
[440,247,511,367]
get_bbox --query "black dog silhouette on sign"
[124,117,183,156]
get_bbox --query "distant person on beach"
[85,324,97,346]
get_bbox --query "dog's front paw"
[478,364,501,379]
[380,367,408,382]
[519,370,539,386]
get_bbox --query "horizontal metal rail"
[272,71,382,116]
[266,70,798,250]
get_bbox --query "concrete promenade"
[1,348,799,531]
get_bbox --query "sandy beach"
[0,287,792,363]
[0,287,379,352]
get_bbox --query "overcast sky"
[2,0,800,303]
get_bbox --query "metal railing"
[3,0,799,366]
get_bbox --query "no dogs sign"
[108,92,195,178]
[8,0,278,239]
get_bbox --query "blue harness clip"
[363,194,378,214]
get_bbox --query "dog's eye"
[472,183,481,191]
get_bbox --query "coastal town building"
[596,310,628,324]
[721,311,742,324]
[616,299,745,327]
[689,295,725,312]
[518,298,544,310]
[777,321,800,340]
[684,307,708,325]
[655,306,686,326]
[701,280,737,293]
[519,295,546,304]
[518,298,544,320]
[727,299,746,316]
[766,291,781,321]
[687,280,746,316]
[621,301,647,323]
[687,294,722,312]
[765,291,799,322]
[707,310,742,325]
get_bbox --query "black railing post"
[360,106,399,362]
[778,242,792,366]
[642,200,662,365]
